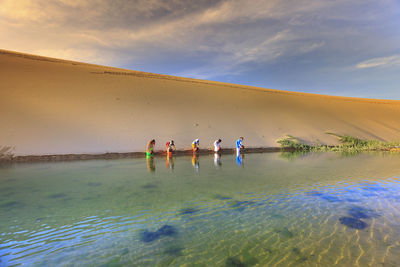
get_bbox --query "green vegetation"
[276,135,312,150]
[277,133,400,153]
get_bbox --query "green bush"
[277,133,400,153]
[276,135,312,150]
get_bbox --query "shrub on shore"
[277,133,400,152]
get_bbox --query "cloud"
[0,0,399,80]
[356,55,400,69]
[299,41,325,53]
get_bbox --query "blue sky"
[1,0,399,99]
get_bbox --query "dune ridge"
[1,49,400,156]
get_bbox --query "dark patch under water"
[179,207,199,215]
[120,248,129,255]
[87,182,102,187]
[320,195,342,202]
[292,247,301,254]
[225,251,258,267]
[48,193,67,199]
[229,200,257,211]
[347,206,380,220]
[164,245,183,256]
[339,217,368,229]
[270,213,285,219]
[140,225,177,243]
[141,183,158,189]
[35,217,45,222]
[274,227,294,238]
[214,194,232,200]
[292,247,308,262]
[0,201,24,209]
[226,256,246,267]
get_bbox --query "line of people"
[146,137,245,172]
[146,137,245,156]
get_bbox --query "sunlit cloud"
[356,55,400,69]
[0,0,348,66]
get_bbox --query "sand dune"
[1,49,400,156]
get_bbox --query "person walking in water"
[192,139,200,152]
[236,137,244,153]
[214,139,222,153]
[146,139,156,156]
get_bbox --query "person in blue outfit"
[236,137,244,153]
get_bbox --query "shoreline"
[0,147,284,163]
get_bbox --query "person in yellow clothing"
[146,139,156,156]
[192,139,200,152]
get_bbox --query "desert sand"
[1,49,400,157]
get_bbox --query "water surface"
[1,152,400,266]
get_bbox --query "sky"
[1,0,399,99]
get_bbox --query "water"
[1,152,400,266]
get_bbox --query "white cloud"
[231,30,294,64]
[299,41,325,53]
[356,55,400,69]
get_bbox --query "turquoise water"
[1,152,400,266]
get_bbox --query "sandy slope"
[1,49,400,156]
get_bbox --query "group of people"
[145,137,245,172]
[146,137,245,156]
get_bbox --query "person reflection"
[146,155,155,172]
[236,150,244,167]
[192,153,200,173]
[166,153,175,170]
[214,153,222,167]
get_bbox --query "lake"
[1,152,400,266]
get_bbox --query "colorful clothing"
[236,139,243,149]
[192,139,199,150]
[214,140,221,152]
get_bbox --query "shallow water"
[1,152,400,266]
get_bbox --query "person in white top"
[214,139,222,153]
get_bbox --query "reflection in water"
[146,155,155,172]
[236,151,244,167]
[279,151,309,161]
[191,154,199,173]
[214,153,222,167]
[2,152,400,266]
[166,154,175,170]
